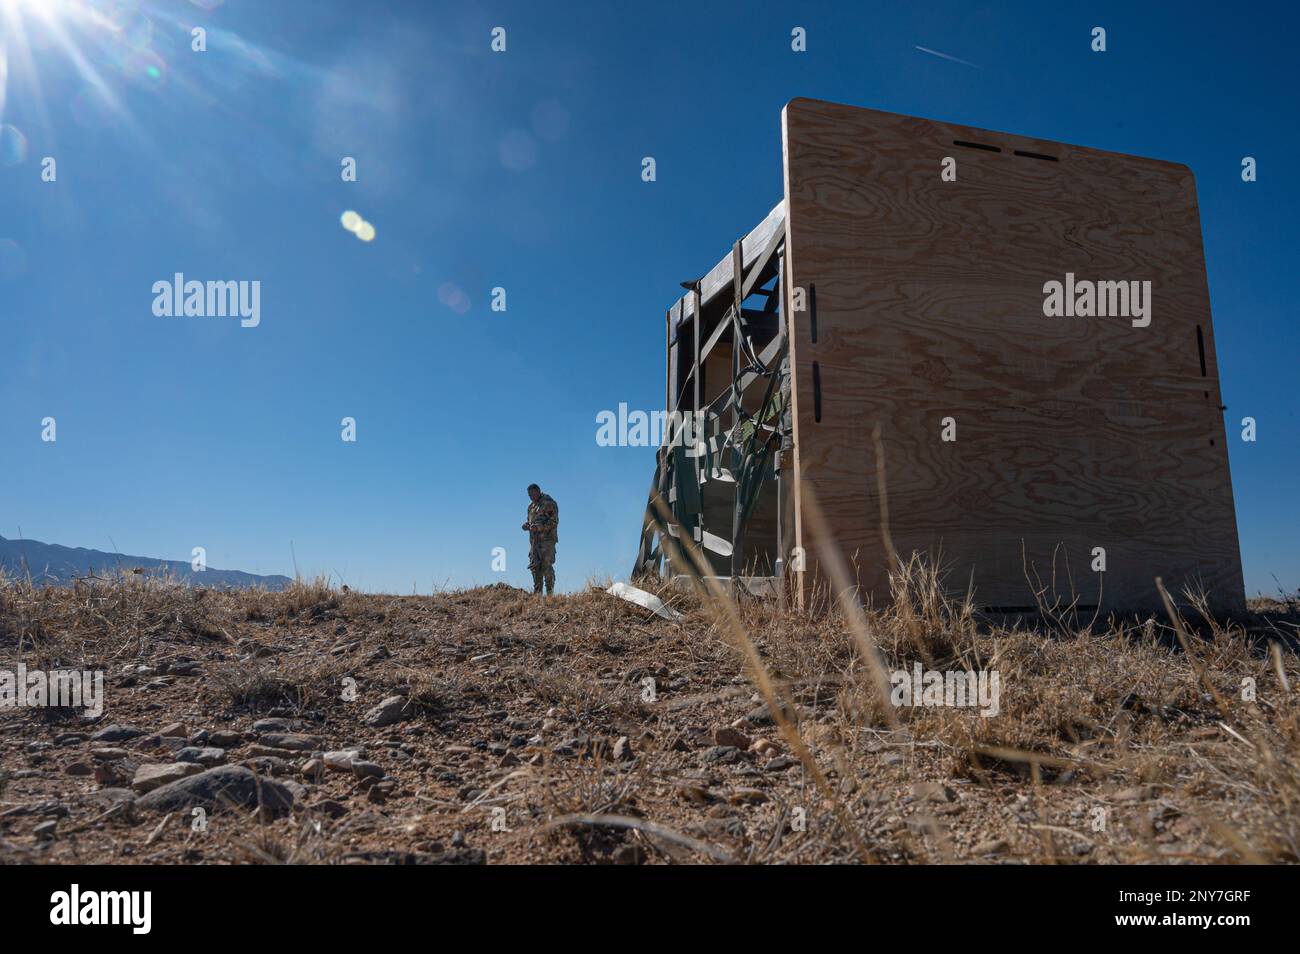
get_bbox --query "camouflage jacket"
[527,493,559,541]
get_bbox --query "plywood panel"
[781,99,1244,614]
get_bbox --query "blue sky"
[1,0,1296,596]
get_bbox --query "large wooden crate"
[780,99,1244,614]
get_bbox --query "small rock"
[259,733,321,752]
[246,744,297,759]
[64,762,94,777]
[729,788,769,805]
[363,695,409,728]
[241,756,294,777]
[744,701,795,727]
[280,779,309,803]
[302,758,326,782]
[701,745,744,765]
[676,784,711,804]
[209,730,242,748]
[0,800,68,819]
[91,724,146,744]
[94,763,131,787]
[136,765,296,818]
[972,838,1009,856]
[159,722,188,738]
[313,799,348,819]
[351,760,384,780]
[749,738,780,757]
[132,762,204,793]
[34,820,58,840]
[175,747,226,767]
[764,755,798,772]
[91,747,129,762]
[713,726,751,749]
[323,749,364,772]
[252,718,292,733]
[612,736,634,761]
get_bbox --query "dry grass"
[0,565,1297,865]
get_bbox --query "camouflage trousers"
[528,535,556,593]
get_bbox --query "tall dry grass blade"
[800,488,899,731]
[1156,577,1232,722]
[869,423,900,571]
[648,494,877,863]
[1271,642,1292,694]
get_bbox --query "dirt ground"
[1,573,1297,864]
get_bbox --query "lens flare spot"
[438,282,471,314]
[121,14,154,51]
[499,130,537,173]
[355,221,376,242]
[340,210,362,232]
[0,239,28,282]
[0,126,28,167]
[120,46,167,88]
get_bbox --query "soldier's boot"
[544,567,555,596]
[531,570,544,594]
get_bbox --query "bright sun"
[0,0,176,132]
[0,0,76,23]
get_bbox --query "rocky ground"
[1,573,1297,864]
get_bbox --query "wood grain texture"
[781,99,1244,614]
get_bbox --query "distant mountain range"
[0,535,293,590]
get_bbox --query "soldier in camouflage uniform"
[522,483,559,595]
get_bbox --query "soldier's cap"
[527,483,540,492]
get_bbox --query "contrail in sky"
[914,45,983,69]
